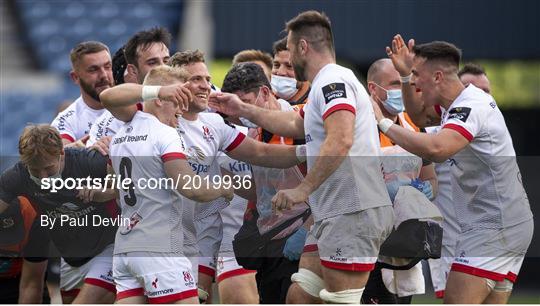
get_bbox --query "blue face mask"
[375,83,405,115]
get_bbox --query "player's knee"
[198,287,209,303]
[493,279,513,292]
[319,287,364,304]
[290,268,325,298]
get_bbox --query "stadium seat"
[14,0,184,73]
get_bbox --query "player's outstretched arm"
[272,110,354,212]
[387,34,441,127]
[100,83,192,122]
[373,100,468,162]
[164,159,233,202]
[220,168,256,201]
[209,92,305,138]
[226,136,302,169]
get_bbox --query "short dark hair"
[124,27,172,67]
[412,41,462,69]
[272,37,288,56]
[458,62,487,78]
[70,41,109,68]
[221,62,271,94]
[285,10,334,54]
[112,45,127,85]
[169,50,205,67]
[232,50,273,72]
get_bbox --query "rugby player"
[0,125,118,303]
[101,64,306,303]
[210,11,394,303]
[51,41,114,146]
[87,27,172,149]
[377,36,533,304]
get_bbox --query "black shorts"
[362,263,412,304]
[255,238,300,304]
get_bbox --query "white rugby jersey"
[216,125,252,252]
[109,111,187,254]
[176,113,246,220]
[300,64,392,221]
[425,126,460,245]
[51,96,105,142]
[86,103,143,147]
[441,84,532,230]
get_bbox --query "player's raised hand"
[208,92,246,117]
[89,136,111,156]
[65,134,90,148]
[386,34,415,76]
[158,82,192,111]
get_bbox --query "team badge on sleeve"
[448,107,471,122]
[322,83,347,104]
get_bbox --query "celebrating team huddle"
[0,10,533,305]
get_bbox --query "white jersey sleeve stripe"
[224,133,246,152]
[442,123,473,142]
[322,104,356,120]
[161,152,187,162]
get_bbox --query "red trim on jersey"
[105,199,119,218]
[451,263,507,281]
[225,132,246,152]
[435,290,445,299]
[61,288,81,297]
[299,108,305,119]
[506,272,518,283]
[434,105,442,116]
[198,265,216,277]
[116,288,144,300]
[136,102,143,111]
[217,268,256,283]
[322,104,356,121]
[161,152,187,162]
[60,134,75,143]
[148,289,198,304]
[303,244,318,253]
[442,123,473,142]
[320,260,375,272]
[84,277,116,293]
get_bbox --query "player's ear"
[261,85,272,100]
[434,70,444,84]
[299,39,308,55]
[70,70,79,84]
[153,98,163,107]
[367,82,376,96]
[126,64,138,80]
